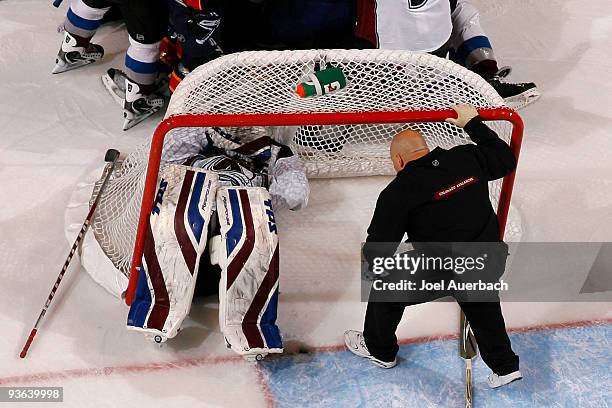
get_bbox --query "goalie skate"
[102,68,170,107]
[123,79,165,131]
[52,31,104,74]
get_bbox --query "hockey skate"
[486,67,541,110]
[487,370,523,388]
[344,330,397,369]
[102,68,170,107]
[52,31,104,74]
[123,79,165,131]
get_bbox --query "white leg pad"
[127,165,218,341]
[217,186,283,358]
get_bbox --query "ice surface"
[0,0,611,407]
[261,324,612,408]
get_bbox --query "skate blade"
[122,108,161,131]
[504,88,541,110]
[101,73,126,107]
[52,58,95,74]
[243,353,266,362]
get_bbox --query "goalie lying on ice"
[126,128,309,359]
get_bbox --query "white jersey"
[376,0,452,52]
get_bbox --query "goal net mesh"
[87,49,520,281]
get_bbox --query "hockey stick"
[52,0,63,8]
[19,149,120,358]
[459,311,478,408]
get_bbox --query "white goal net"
[80,49,522,298]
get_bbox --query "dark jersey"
[365,117,517,251]
[220,0,358,51]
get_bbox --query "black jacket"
[365,117,517,253]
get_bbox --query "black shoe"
[486,68,541,110]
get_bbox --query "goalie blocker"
[127,164,282,359]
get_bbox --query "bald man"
[345,104,522,389]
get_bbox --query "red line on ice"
[3,318,610,386]
[0,354,242,386]
[254,363,276,408]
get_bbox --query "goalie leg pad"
[127,165,218,340]
[217,186,283,357]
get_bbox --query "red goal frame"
[124,108,524,306]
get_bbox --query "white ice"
[1,0,611,407]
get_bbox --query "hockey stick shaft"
[465,359,473,408]
[19,149,120,358]
[52,0,63,8]
[460,312,477,407]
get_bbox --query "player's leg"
[347,301,405,367]
[458,301,522,387]
[100,3,123,25]
[449,0,540,109]
[449,0,497,78]
[120,0,168,130]
[127,165,219,342]
[52,0,113,73]
[216,186,283,360]
[362,302,408,364]
[347,248,443,368]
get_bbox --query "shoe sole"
[51,58,96,74]
[504,88,541,110]
[489,374,523,389]
[344,333,397,369]
[122,106,162,130]
[370,358,397,369]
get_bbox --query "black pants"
[84,0,168,44]
[363,299,519,375]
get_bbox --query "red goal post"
[125,108,523,306]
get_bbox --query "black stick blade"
[459,312,478,359]
[104,149,120,163]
